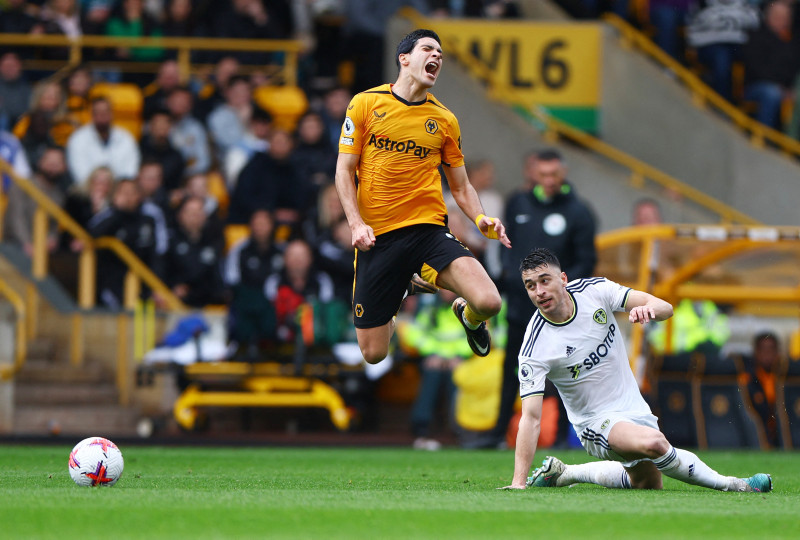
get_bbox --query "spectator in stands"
[194,56,240,122]
[63,166,114,251]
[106,0,165,65]
[163,195,225,307]
[39,0,82,39]
[63,65,93,130]
[143,60,182,120]
[223,106,272,190]
[88,179,165,309]
[743,0,800,129]
[741,331,781,448]
[0,0,43,39]
[228,129,305,225]
[206,0,283,64]
[430,0,486,17]
[341,0,430,91]
[81,0,115,35]
[140,110,186,193]
[0,129,31,193]
[180,173,223,233]
[649,1,694,60]
[319,86,352,149]
[399,288,473,451]
[315,216,356,304]
[0,52,32,132]
[4,145,68,257]
[293,110,337,204]
[686,0,759,102]
[14,80,73,149]
[66,97,141,185]
[167,86,211,175]
[632,197,663,225]
[494,148,597,449]
[207,75,255,164]
[265,238,335,344]
[162,0,198,39]
[302,182,346,247]
[224,209,283,355]
[135,160,171,260]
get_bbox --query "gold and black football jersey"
[338,83,465,236]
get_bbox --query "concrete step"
[15,360,111,385]
[14,382,118,406]
[13,405,140,437]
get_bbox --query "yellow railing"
[0,33,305,85]
[597,224,800,361]
[0,158,185,400]
[0,276,27,381]
[399,9,759,226]
[602,13,800,156]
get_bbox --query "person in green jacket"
[106,0,164,63]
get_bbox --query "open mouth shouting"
[424,61,440,80]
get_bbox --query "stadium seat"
[651,353,698,448]
[207,170,229,216]
[224,224,250,253]
[777,357,800,449]
[88,83,144,139]
[695,355,764,449]
[253,85,308,132]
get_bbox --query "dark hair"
[753,332,779,349]
[396,29,441,69]
[536,148,563,162]
[226,74,251,90]
[90,96,111,108]
[520,248,561,274]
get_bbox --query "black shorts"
[352,223,474,328]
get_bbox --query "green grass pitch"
[0,445,797,539]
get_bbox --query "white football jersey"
[518,277,653,430]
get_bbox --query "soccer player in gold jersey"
[335,29,512,365]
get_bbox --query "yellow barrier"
[0,277,27,381]
[398,9,759,226]
[597,224,800,361]
[602,13,800,157]
[173,377,351,431]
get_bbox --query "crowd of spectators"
[556,0,800,132]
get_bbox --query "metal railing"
[0,158,185,402]
[602,13,800,157]
[597,224,800,361]
[0,33,305,84]
[399,9,760,226]
[0,276,27,381]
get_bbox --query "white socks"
[653,446,734,491]
[558,461,631,489]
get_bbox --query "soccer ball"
[68,437,124,487]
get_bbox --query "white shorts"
[575,412,660,467]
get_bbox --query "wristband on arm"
[475,214,499,240]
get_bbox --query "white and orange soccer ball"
[68,437,124,487]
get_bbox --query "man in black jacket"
[492,148,597,447]
[88,179,164,309]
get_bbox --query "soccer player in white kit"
[503,248,772,493]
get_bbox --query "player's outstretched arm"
[335,152,375,251]
[443,165,512,248]
[625,290,673,324]
[502,394,543,489]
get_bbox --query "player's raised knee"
[473,290,502,317]
[641,431,671,458]
[360,344,389,365]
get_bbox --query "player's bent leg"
[530,456,634,489]
[355,321,395,364]
[624,460,663,490]
[607,422,670,461]
[435,256,502,318]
